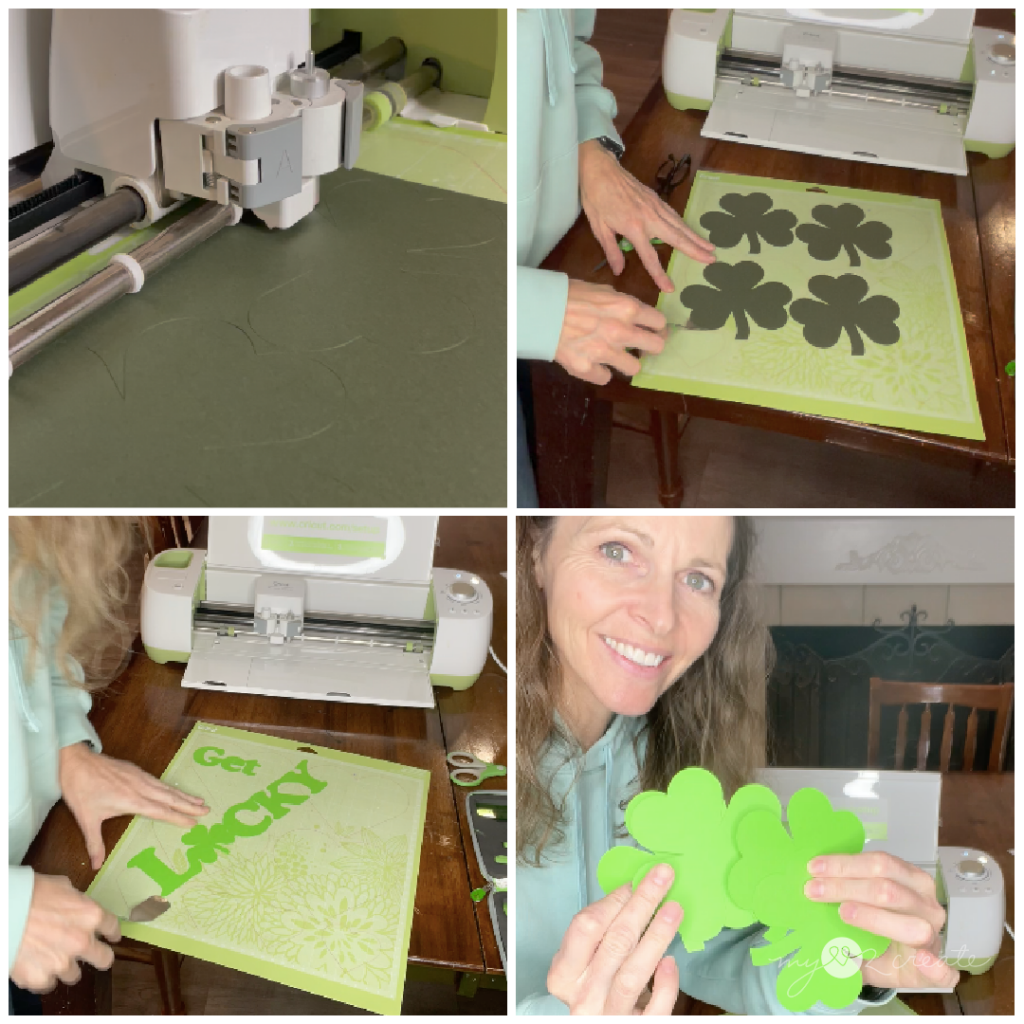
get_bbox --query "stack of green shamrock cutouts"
[597,768,890,1012]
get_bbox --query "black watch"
[593,135,624,160]
[859,985,891,1002]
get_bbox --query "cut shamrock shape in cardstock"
[597,767,781,951]
[795,204,893,267]
[681,261,793,341]
[727,788,890,1012]
[790,275,900,357]
[699,193,798,254]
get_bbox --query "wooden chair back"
[867,678,1014,772]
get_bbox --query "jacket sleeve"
[9,865,35,970]
[517,991,570,1015]
[674,924,897,1015]
[518,266,569,361]
[50,676,102,754]
[572,11,624,151]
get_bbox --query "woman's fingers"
[604,899,683,1014]
[625,299,668,335]
[807,874,942,932]
[594,224,627,276]
[838,902,939,951]
[586,864,676,1007]
[914,948,960,988]
[643,956,681,1016]
[549,885,633,993]
[811,853,937,902]
[631,237,675,294]
[141,800,209,830]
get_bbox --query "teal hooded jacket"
[517,10,622,361]
[517,714,896,1014]
[9,590,102,970]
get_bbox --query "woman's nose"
[631,574,676,637]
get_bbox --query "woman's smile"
[600,634,669,670]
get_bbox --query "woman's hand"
[555,279,668,385]
[579,140,715,293]
[59,742,209,869]
[548,863,682,1014]
[805,852,961,992]
[11,874,121,992]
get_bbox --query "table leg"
[650,410,689,507]
[152,949,186,1014]
[530,361,611,507]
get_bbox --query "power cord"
[489,645,506,674]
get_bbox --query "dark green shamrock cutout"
[699,193,798,254]
[681,261,792,341]
[795,204,893,267]
[727,788,890,1012]
[790,275,900,357]
[597,767,780,951]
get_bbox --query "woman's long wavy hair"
[10,516,147,690]
[517,516,772,864]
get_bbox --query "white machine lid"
[758,768,941,866]
[705,80,968,175]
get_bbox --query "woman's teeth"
[603,636,666,668]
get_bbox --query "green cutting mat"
[633,171,984,440]
[10,168,505,507]
[355,119,507,204]
[87,723,429,1015]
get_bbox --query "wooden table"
[24,516,508,1013]
[529,59,1015,507]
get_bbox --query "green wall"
[312,9,501,102]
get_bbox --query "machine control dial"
[448,580,478,603]
[988,42,1015,65]
[955,859,989,881]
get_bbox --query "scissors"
[591,153,692,274]
[447,751,507,788]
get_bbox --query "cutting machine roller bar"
[718,51,974,115]
[9,201,235,371]
[194,602,435,651]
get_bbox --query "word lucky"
[127,748,328,895]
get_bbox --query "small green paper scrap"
[597,768,890,1012]
[597,768,780,950]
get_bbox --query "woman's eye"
[684,571,714,593]
[599,542,632,564]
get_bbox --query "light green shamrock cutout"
[597,767,780,951]
[727,788,890,1012]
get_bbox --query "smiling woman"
[514,515,956,1016]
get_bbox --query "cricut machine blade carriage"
[140,516,493,708]
[760,769,1007,986]
[663,8,1015,175]
[40,9,363,233]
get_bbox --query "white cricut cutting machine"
[663,9,1015,175]
[140,516,492,708]
[760,769,1007,985]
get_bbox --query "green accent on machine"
[145,647,192,665]
[964,139,1016,159]
[946,954,998,975]
[430,674,481,691]
[423,580,436,622]
[960,43,975,83]
[666,92,713,112]
[154,549,193,569]
[260,533,386,557]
